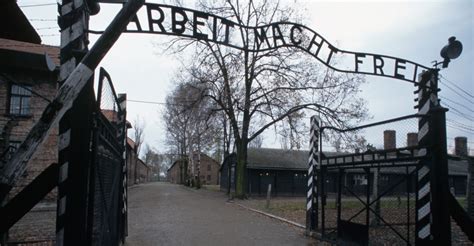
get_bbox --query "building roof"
[0,38,60,65]
[127,137,135,149]
[246,148,470,176]
[446,158,470,176]
[167,152,219,172]
[101,109,131,128]
[101,109,119,123]
[219,153,236,171]
[0,1,41,44]
[0,38,60,72]
[167,159,185,172]
[247,148,308,170]
[0,1,60,72]
[137,158,149,169]
[191,152,219,165]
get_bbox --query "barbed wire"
[19,3,56,7]
[439,74,474,98]
[446,119,473,130]
[440,96,474,113]
[36,26,59,30]
[28,18,57,22]
[444,103,474,121]
[128,99,197,106]
[39,34,60,37]
[447,124,474,134]
[439,79,474,105]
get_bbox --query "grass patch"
[244,196,469,222]
[263,201,305,213]
[456,197,467,209]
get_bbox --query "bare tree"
[160,152,177,179]
[249,132,264,149]
[163,79,222,186]
[143,144,162,181]
[130,117,146,184]
[132,116,145,157]
[165,0,369,197]
[163,83,191,184]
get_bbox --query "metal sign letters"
[116,3,430,84]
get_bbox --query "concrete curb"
[231,206,327,243]
[234,203,306,229]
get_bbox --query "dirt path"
[125,182,316,246]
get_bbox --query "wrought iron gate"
[88,68,127,245]
[306,69,474,245]
[314,115,426,245]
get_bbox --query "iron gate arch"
[56,2,472,245]
[1,1,471,245]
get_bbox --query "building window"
[9,85,32,116]
[207,175,211,181]
[207,164,211,171]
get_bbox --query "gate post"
[428,69,451,245]
[415,69,451,245]
[429,104,451,245]
[306,116,320,234]
[117,93,128,242]
[56,0,92,245]
[414,70,435,244]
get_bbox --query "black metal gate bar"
[117,93,128,242]
[365,167,370,240]
[320,165,326,236]
[336,168,343,233]
[312,113,431,245]
[54,1,143,245]
[86,67,127,245]
[341,175,413,244]
[406,165,411,243]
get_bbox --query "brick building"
[126,137,151,185]
[221,133,471,197]
[168,159,185,184]
[0,5,60,202]
[96,110,150,186]
[0,1,60,244]
[136,158,151,183]
[102,110,151,185]
[192,153,220,185]
[167,153,220,185]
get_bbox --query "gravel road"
[124,182,316,246]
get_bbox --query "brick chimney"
[384,130,396,150]
[407,133,418,147]
[454,137,468,156]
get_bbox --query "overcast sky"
[20,0,473,154]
